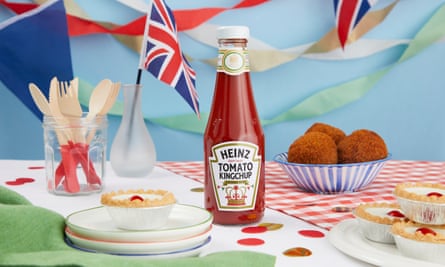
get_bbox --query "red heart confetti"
[237,238,265,246]
[5,177,35,186]
[298,229,325,238]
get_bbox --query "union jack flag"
[334,0,377,48]
[141,0,199,117]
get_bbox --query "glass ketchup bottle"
[204,26,265,225]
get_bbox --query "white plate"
[65,236,211,259]
[328,219,444,267]
[65,226,211,254]
[66,204,213,242]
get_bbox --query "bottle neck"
[218,38,248,48]
[217,38,249,75]
[122,85,143,120]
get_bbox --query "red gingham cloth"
[157,160,445,230]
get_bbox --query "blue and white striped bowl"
[273,152,391,194]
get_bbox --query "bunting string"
[1,0,445,134]
[71,1,445,134]
[0,0,268,35]
[0,0,396,69]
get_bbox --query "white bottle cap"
[217,26,249,39]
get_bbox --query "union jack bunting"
[141,0,199,117]
[334,0,377,48]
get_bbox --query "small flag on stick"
[138,0,200,117]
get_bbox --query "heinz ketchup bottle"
[204,26,265,225]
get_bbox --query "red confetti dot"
[241,226,268,234]
[5,181,20,186]
[16,178,36,183]
[28,166,44,170]
[237,238,265,246]
[298,230,325,238]
[5,177,35,186]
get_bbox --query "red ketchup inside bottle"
[204,26,265,225]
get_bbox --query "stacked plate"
[65,204,213,258]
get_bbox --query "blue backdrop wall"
[1,0,445,162]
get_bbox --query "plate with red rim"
[66,204,213,243]
[328,219,444,267]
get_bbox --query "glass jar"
[43,113,107,195]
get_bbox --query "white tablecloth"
[1,160,374,267]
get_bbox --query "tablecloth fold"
[0,186,276,267]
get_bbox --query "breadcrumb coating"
[337,129,388,163]
[288,132,338,164]
[305,122,346,145]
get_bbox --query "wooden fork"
[58,78,82,118]
[58,78,88,144]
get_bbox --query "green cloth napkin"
[0,186,276,267]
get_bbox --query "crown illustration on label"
[225,183,249,206]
